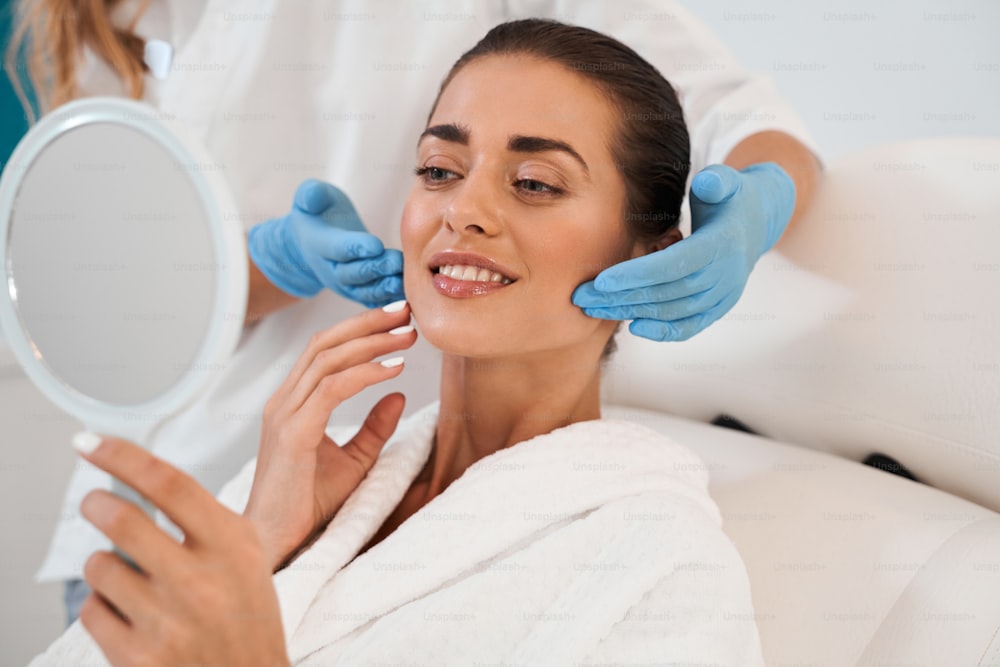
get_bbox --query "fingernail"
[382,300,407,313]
[388,324,414,335]
[380,356,405,368]
[72,431,102,456]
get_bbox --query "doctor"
[10,0,820,623]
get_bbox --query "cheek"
[529,215,632,333]
[400,192,435,287]
[517,234,616,332]
[528,213,631,289]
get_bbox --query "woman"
[32,19,765,666]
[10,0,814,632]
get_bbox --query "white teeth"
[438,264,513,284]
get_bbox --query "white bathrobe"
[31,402,765,666]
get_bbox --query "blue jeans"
[63,578,91,627]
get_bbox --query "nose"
[442,170,503,237]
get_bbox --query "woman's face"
[401,54,645,360]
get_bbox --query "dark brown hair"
[429,18,691,244]
[430,19,691,360]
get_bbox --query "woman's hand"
[244,300,417,570]
[74,435,289,667]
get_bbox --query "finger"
[317,183,367,233]
[79,488,190,574]
[628,289,739,342]
[294,178,337,214]
[78,592,132,661]
[82,550,156,627]
[580,285,725,323]
[330,249,404,287]
[294,179,364,233]
[573,265,719,309]
[690,164,742,205]
[271,302,411,403]
[287,325,417,413]
[627,318,681,342]
[289,359,409,456]
[592,233,718,292]
[76,438,229,549]
[304,224,385,263]
[340,274,406,309]
[340,393,406,469]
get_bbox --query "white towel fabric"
[30,402,765,666]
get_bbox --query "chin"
[412,308,515,359]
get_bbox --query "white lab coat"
[38,0,818,582]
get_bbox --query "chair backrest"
[604,137,1000,511]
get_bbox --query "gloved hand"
[572,162,795,341]
[247,179,404,307]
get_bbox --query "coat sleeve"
[27,619,109,666]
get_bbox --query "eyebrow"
[418,123,590,175]
[508,135,589,175]
[419,123,470,145]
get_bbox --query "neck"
[417,343,605,498]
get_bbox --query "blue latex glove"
[572,162,795,341]
[247,179,404,308]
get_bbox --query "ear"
[631,227,683,258]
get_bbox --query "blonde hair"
[5,0,151,122]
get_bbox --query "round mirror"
[0,97,247,444]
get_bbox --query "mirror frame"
[0,97,247,442]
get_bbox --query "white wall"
[1,1,997,663]
[693,0,999,159]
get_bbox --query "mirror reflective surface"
[6,122,216,406]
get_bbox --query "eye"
[414,165,459,184]
[514,178,563,196]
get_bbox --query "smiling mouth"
[429,257,518,299]
[434,264,514,285]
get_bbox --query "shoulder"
[558,417,715,489]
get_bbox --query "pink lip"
[428,250,518,299]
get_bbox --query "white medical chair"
[605,137,1000,666]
